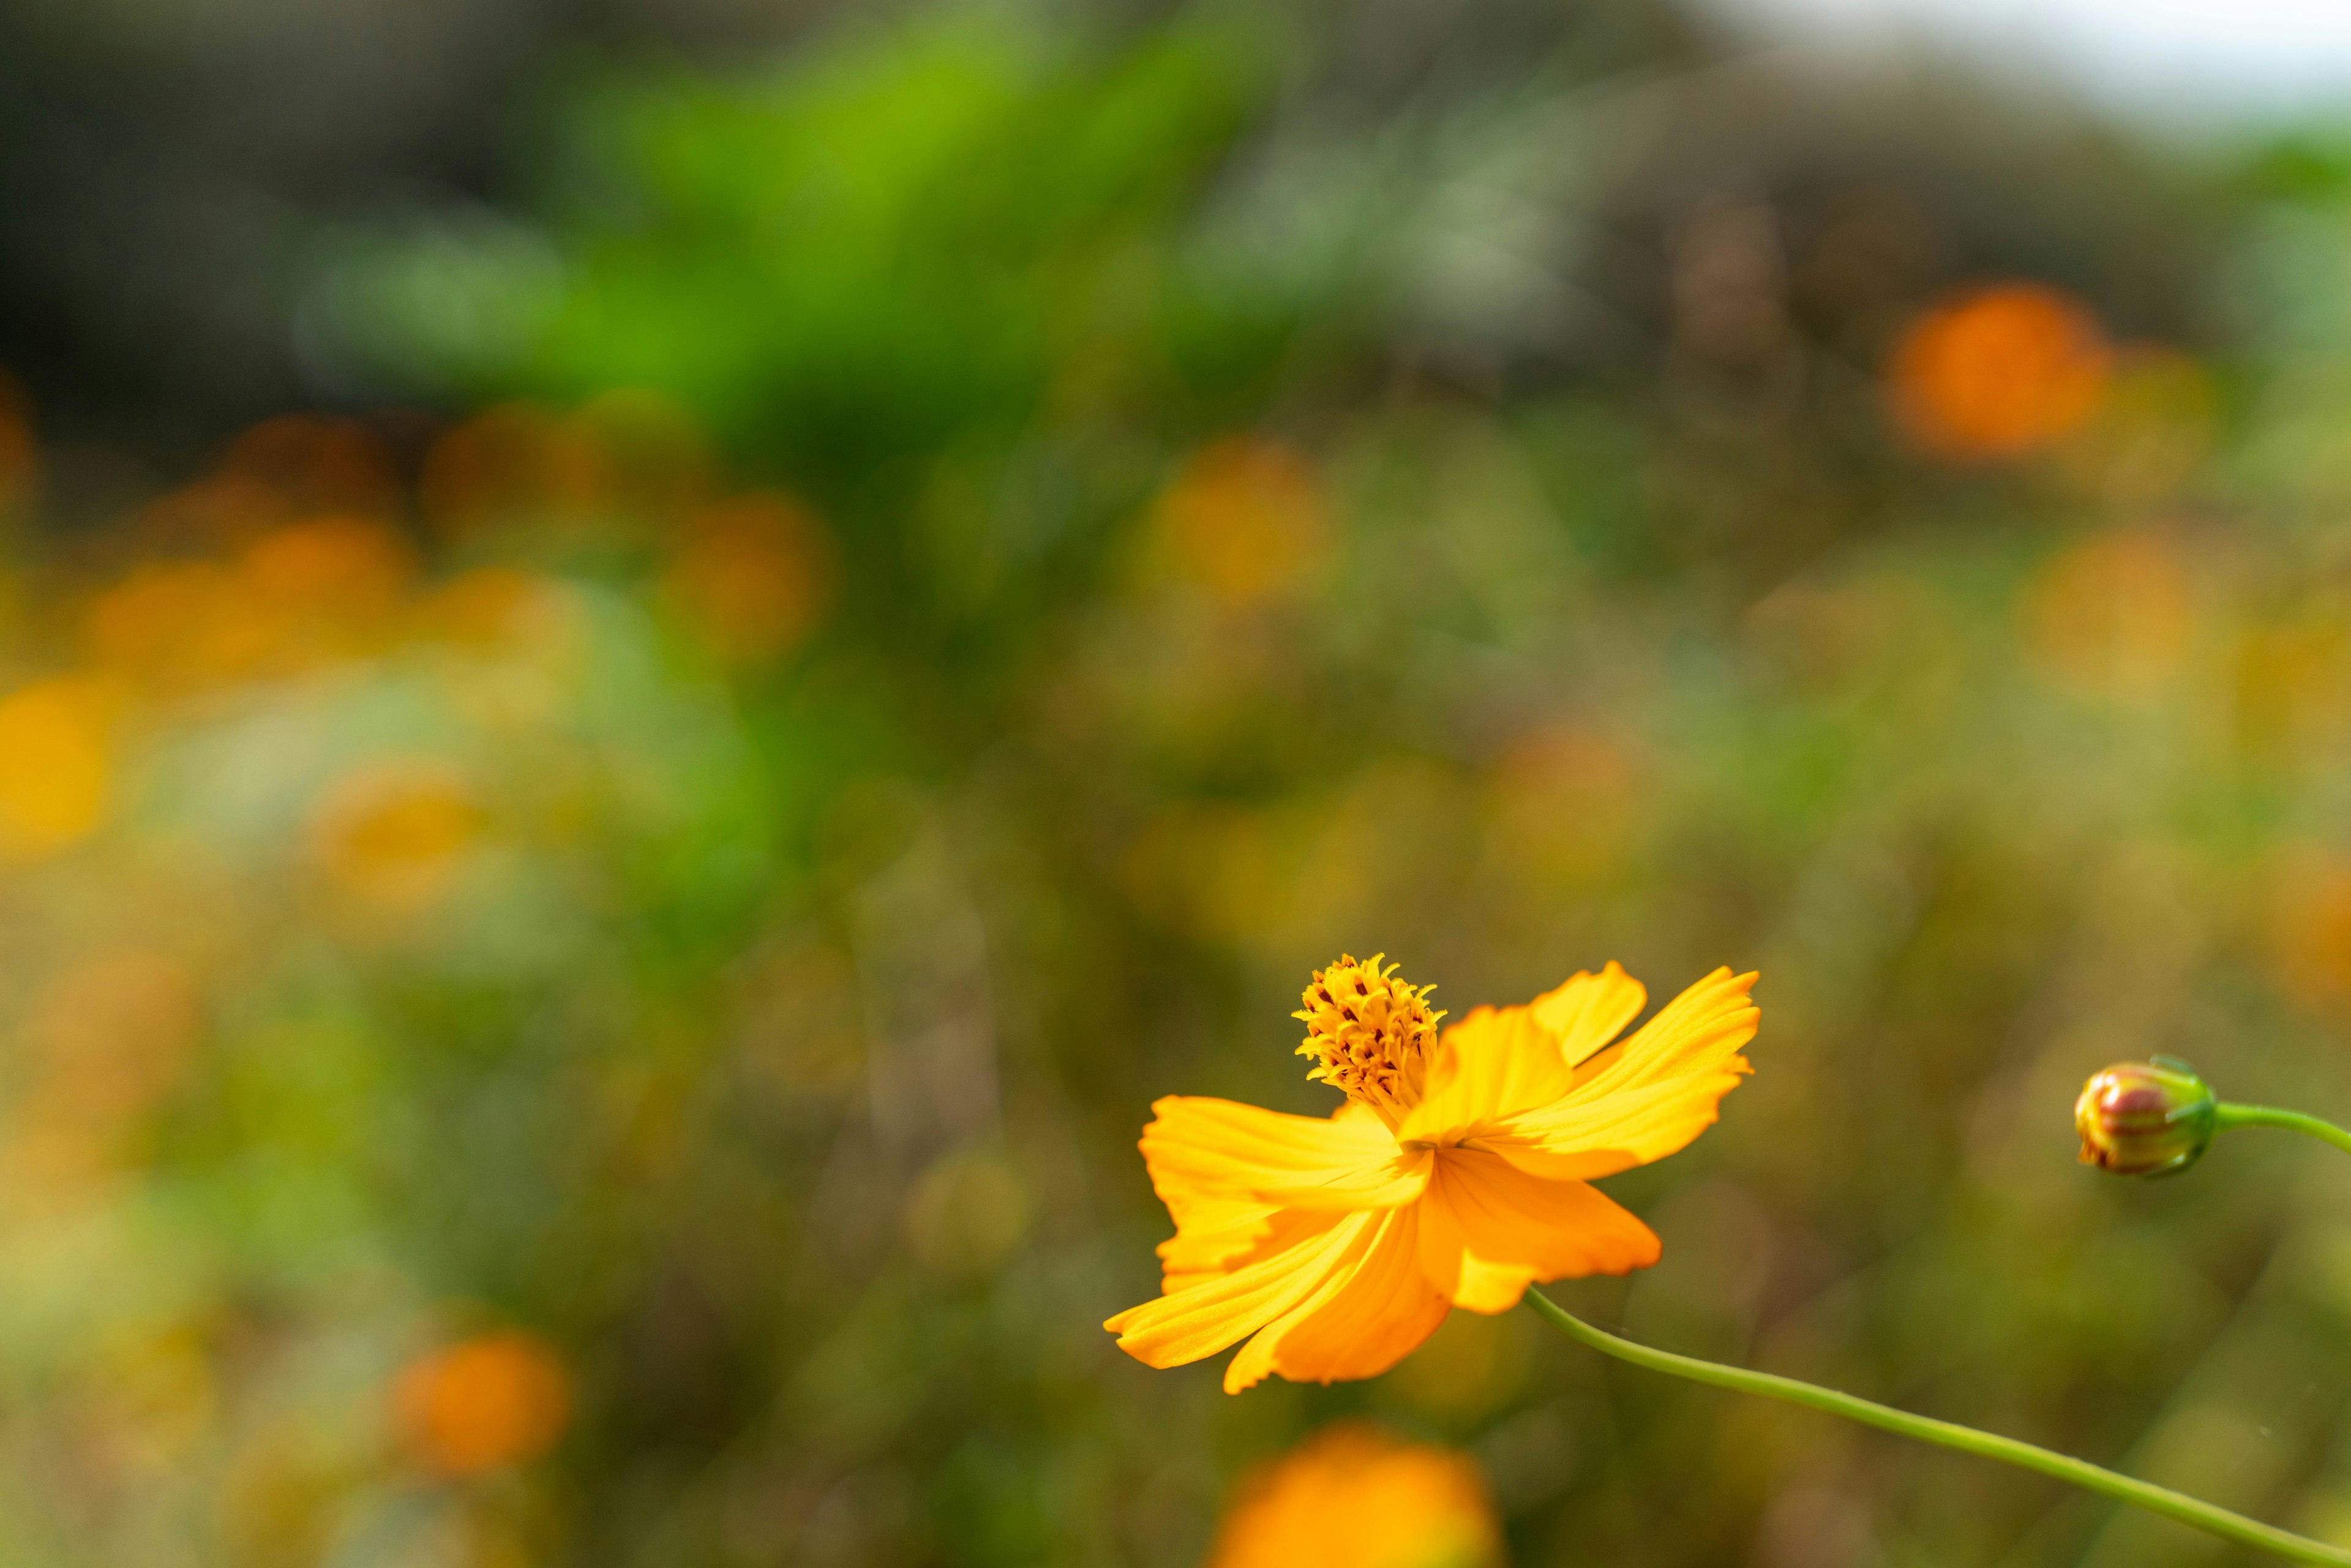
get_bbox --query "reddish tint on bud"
[2075,1057,2216,1177]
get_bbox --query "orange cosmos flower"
[1105,955,1757,1392]
[1206,1424,1501,1568]
[395,1332,572,1476]
[1887,283,2111,462]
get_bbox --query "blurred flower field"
[6,4,2351,1566]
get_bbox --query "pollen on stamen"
[1293,953,1443,1120]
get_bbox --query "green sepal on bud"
[2075,1056,2218,1178]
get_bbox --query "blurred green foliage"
[5,4,2351,1568]
[316,8,1328,660]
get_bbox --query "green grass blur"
[2,4,2350,1566]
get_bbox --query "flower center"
[1294,953,1444,1121]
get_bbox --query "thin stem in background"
[1524,1289,2349,1567]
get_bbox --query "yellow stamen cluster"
[1294,953,1443,1120]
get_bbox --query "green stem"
[2216,1103,2351,1160]
[1524,1289,2349,1566]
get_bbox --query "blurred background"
[4,1,2351,1564]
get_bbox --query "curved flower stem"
[2216,1103,2351,1160]
[1524,1289,2350,1566]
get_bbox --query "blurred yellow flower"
[2021,528,2193,697]
[1153,437,1327,604]
[1888,283,2111,462]
[394,1332,571,1477]
[84,561,247,689]
[80,1322,217,1477]
[310,762,484,909]
[1105,955,1757,1392]
[0,676,118,857]
[415,566,571,655]
[2233,615,2347,766]
[1205,1424,1501,1568]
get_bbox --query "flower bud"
[2075,1057,2216,1177]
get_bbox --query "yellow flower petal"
[1478,968,1757,1180]
[1156,1200,1348,1294]
[1478,1071,1748,1182]
[1414,1147,1660,1312]
[1106,1209,1381,1369]
[1225,1204,1447,1392]
[1564,967,1758,1099]
[1143,1095,1427,1211]
[1528,961,1647,1067]
[1397,1005,1577,1144]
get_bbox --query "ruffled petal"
[1143,1095,1427,1212]
[1564,967,1758,1100]
[1105,1209,1378,1369]
[1223,1204,1449,1392]
[1156,1200,1347,1294]
[1414,1147,1661,1313]
[1479,1072,1747,1181]
[1529,962,1647,1067]
[1478,968,1757,1179]
[1397,1005,1577,1144]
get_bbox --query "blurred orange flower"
[394,1332,571,1477]
[86,519,415,691]
[1153,437,1327,604]
[1105,956,1756,1392]
[2270,849,2351,1008]
[217,415,400,520]
[1,951,203,1195]
[25,950,203,1122]
[0,677,119,858]
[241,517,415,651]
[661,493,833,664]
[1206,1425,1502,1568]
[421,403,606,538]
[1888,283,2112,461]
[131,477,293,555]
